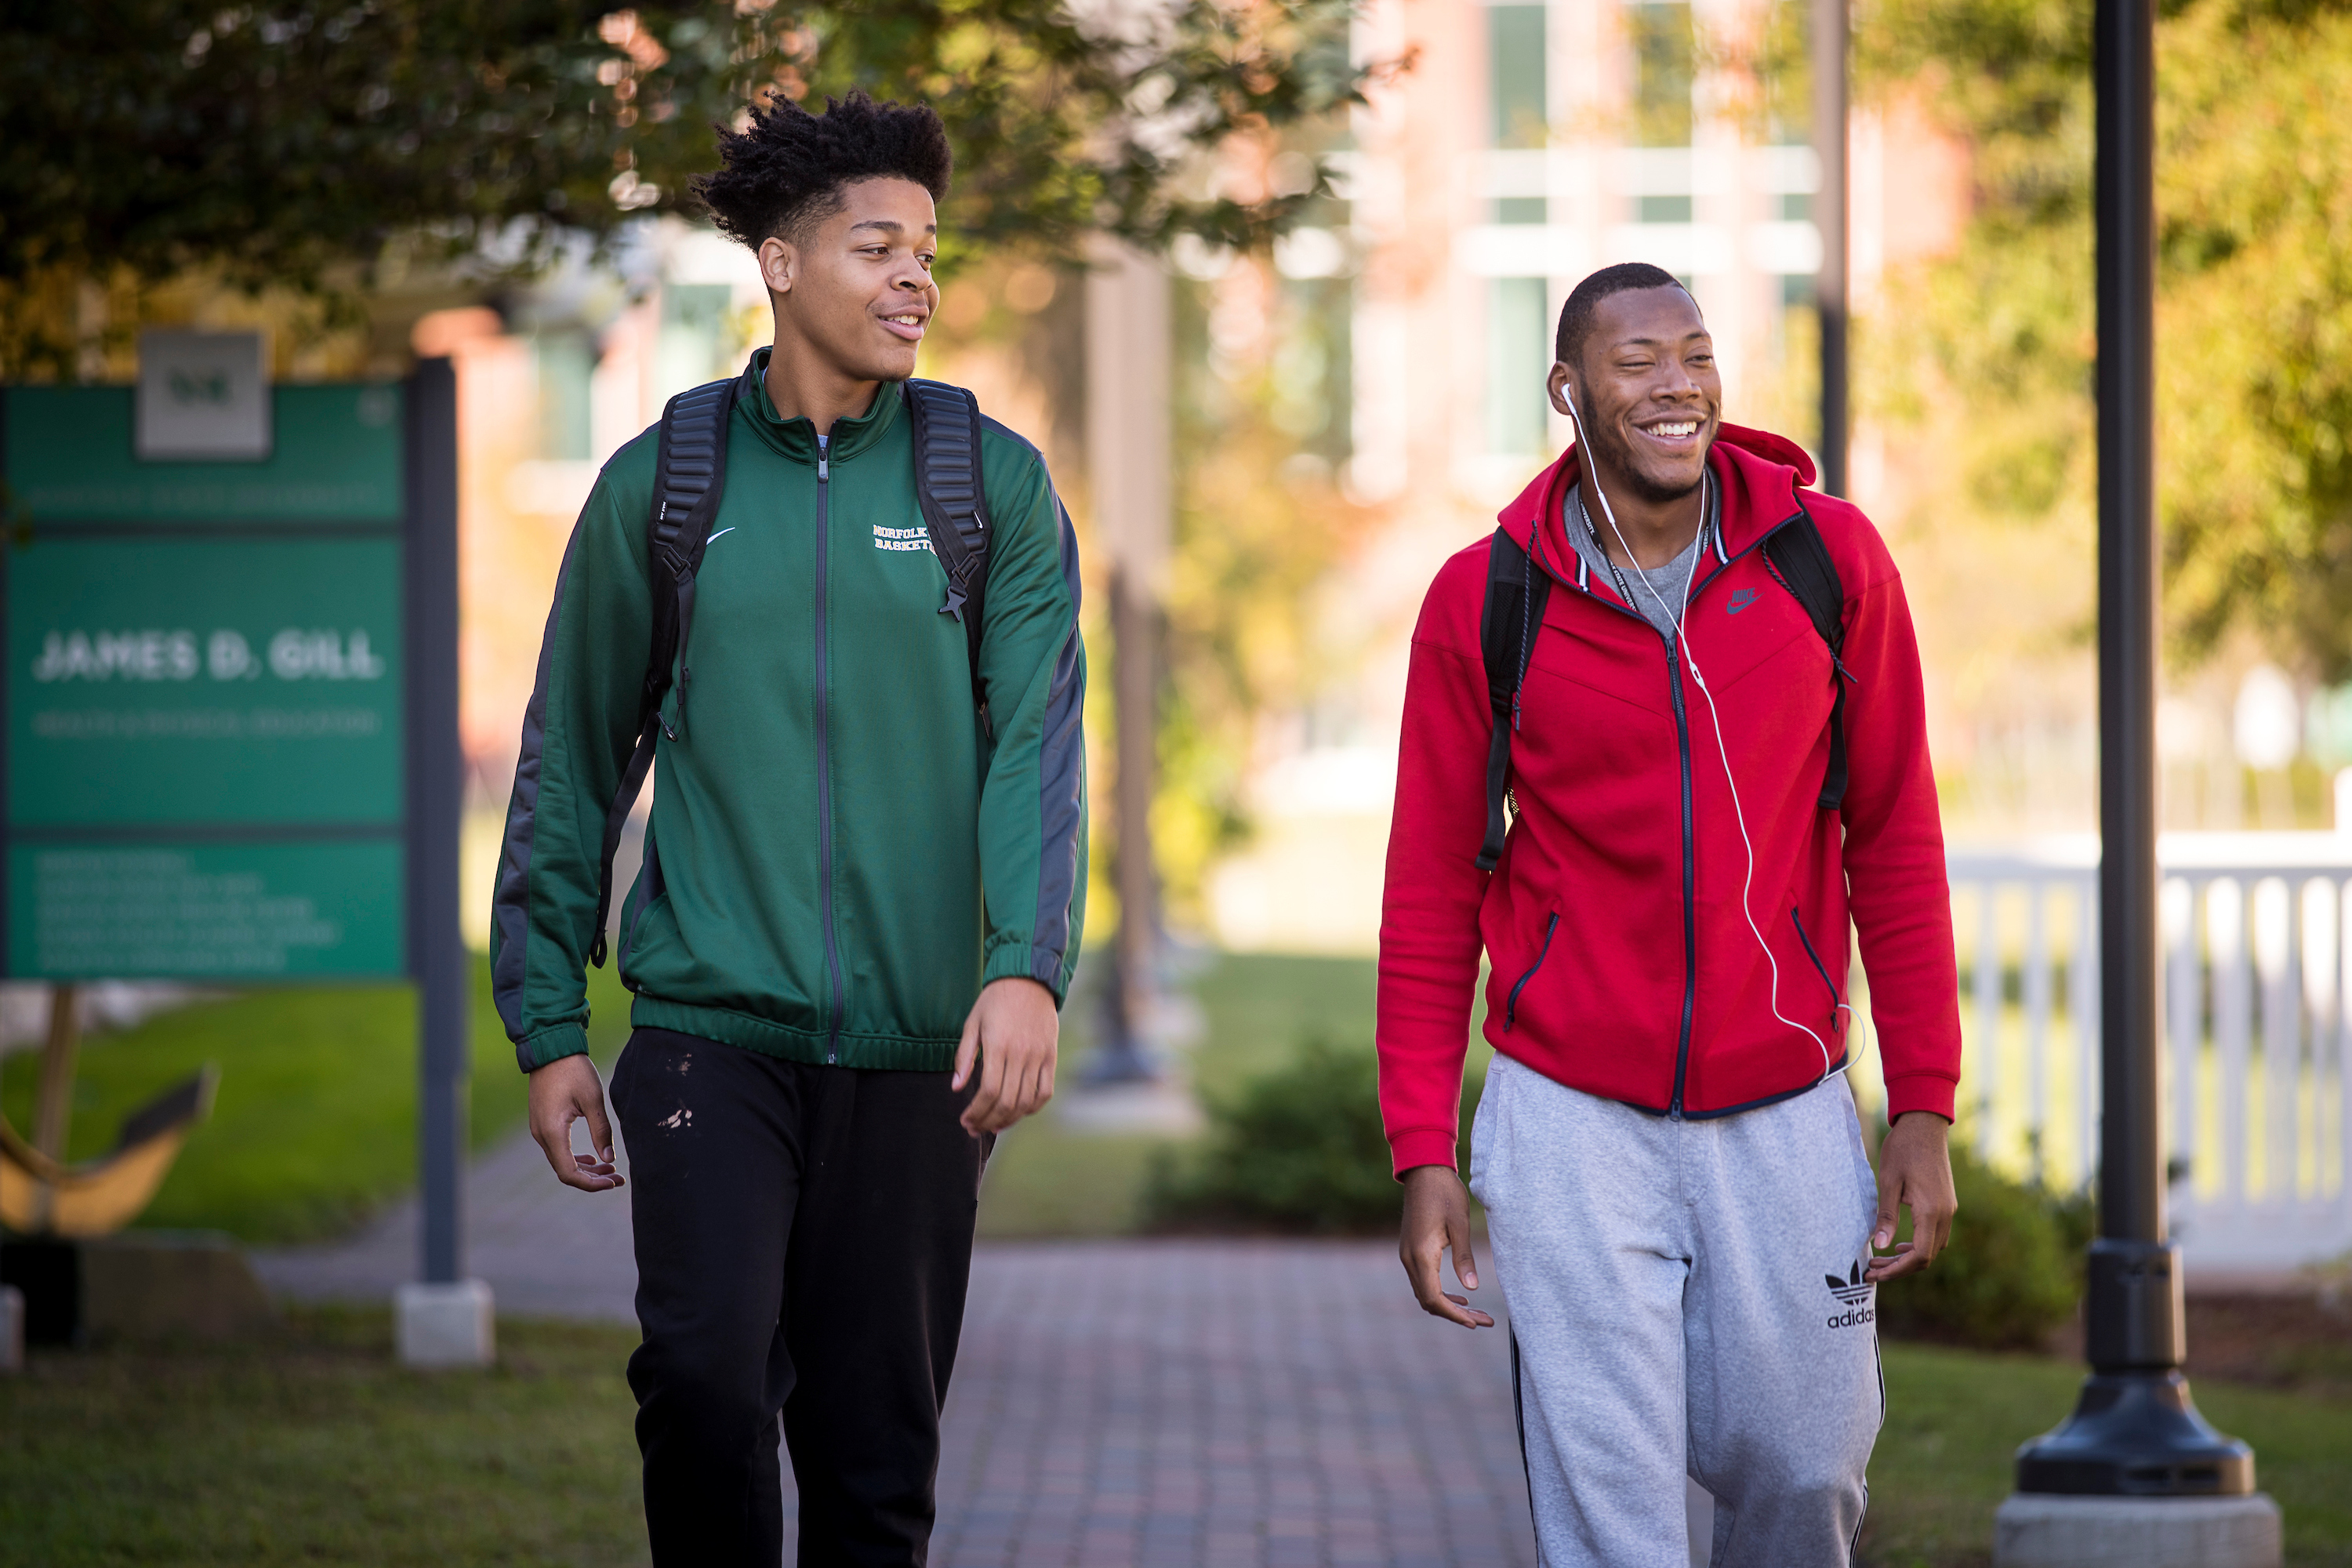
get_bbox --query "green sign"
[9,840,404,978]
[10,537,404,826]
[3,384,404,524]
[4,383,413,980]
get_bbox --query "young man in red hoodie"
[1379,263,1961,1566]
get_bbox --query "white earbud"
[1559,393,1848,1082]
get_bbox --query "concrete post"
[1083,239,1173,1084]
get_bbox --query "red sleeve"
[1377,555,1495,1175]
[1832,541,1962,1123]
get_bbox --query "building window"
[1486,277,1551,456]
[1628,2,1695,148]
[532,331,595,462]
[655,283,735,402]
[1489,5,1548,149]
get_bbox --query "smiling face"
[1548,285,1720,506]
[757,176,939,388]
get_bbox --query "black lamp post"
[1812,0,1848,499]
[2009,0,2253,1498]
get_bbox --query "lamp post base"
[2014,1369,2253,1495]
[1994,1494,2281,1567]
[395,1279,495,1369]
[1079,1035,1161,1087]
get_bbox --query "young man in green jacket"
[492,93,1086,1566]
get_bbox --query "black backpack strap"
[588,373,738,967]
[902,378,994,736]
[1476,525,1552,871]
[1760,507,1852,811]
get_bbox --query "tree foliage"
[0,0,1374,376]
[1857,0,2352,677]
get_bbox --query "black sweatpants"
[610,1027,990,1567]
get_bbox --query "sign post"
[0,357,483,1364]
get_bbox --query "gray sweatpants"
[1469,1054,1884,1568]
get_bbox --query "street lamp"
[1812,0,1848,500]
[1994,0,2278,1559]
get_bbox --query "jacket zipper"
[1537,492,1816,1116]
[1664,628,1697,1116]
[1503,912,1559,1033]
[1791,906,1842,1029]
[1541,550,1701,1114]
[815,432,846,1063]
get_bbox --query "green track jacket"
[492,352,1087,1073]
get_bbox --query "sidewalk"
[252,1131,1552,1566]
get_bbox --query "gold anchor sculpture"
[0,985,216,1236]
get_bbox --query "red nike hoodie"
[1377,426,1962,1177]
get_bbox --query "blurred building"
[428,5,1980,954]
[426,223,768,944]
[1206,0,1969,953]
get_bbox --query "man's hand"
[1867,1111,1956,1283]
[1399,1164,1494,1328]
[952,977,1058,1136]
[528,1054,624,1193]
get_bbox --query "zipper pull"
[817,452,829,484]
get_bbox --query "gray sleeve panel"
[490,516,588,1057]
[1027,491,1087,990]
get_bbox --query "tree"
[1857,0,2352,677]
[0,0,1374,377]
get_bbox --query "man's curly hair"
[695,90,953,250]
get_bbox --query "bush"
[1875,1141,2092,1351]
[1145,1036,1479,1235]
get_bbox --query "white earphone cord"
[1567,406,1851,1082]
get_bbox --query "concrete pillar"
[1084,238,1173,1079]
[1994,1494,2281,1567]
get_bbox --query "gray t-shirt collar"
[1562,477,1721,641]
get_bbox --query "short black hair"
[695,90,953,250]
[1554,262,1696,369]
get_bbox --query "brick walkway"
[936,1243,1538,1568]
[256,1134,1562,1566]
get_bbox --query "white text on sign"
[31,630,387,683]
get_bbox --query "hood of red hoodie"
[1496,423,1818,572]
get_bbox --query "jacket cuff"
[982,942,1069,1007]
[1882,1070,1958,1124]
[516,1023,591,1074]
[1390,1129,1460,1180]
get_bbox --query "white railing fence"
[1922,834,2352,1271]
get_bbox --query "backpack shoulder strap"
[1476,525,1552,871]
[902,378,995,735]
[1760,507,1851,811]
[588,373,737,967]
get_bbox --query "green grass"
[0,958,634,1244]
[0,948,1473,1243]
[0,1309,648,1567]
[1868,1344,2352,1567]
[0,1313,2343,1566]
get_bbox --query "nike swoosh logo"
[1728,587,1759,615]
[706,528,736,544]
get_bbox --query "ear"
[757,235,797,298]
[1547,361,1577,419]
